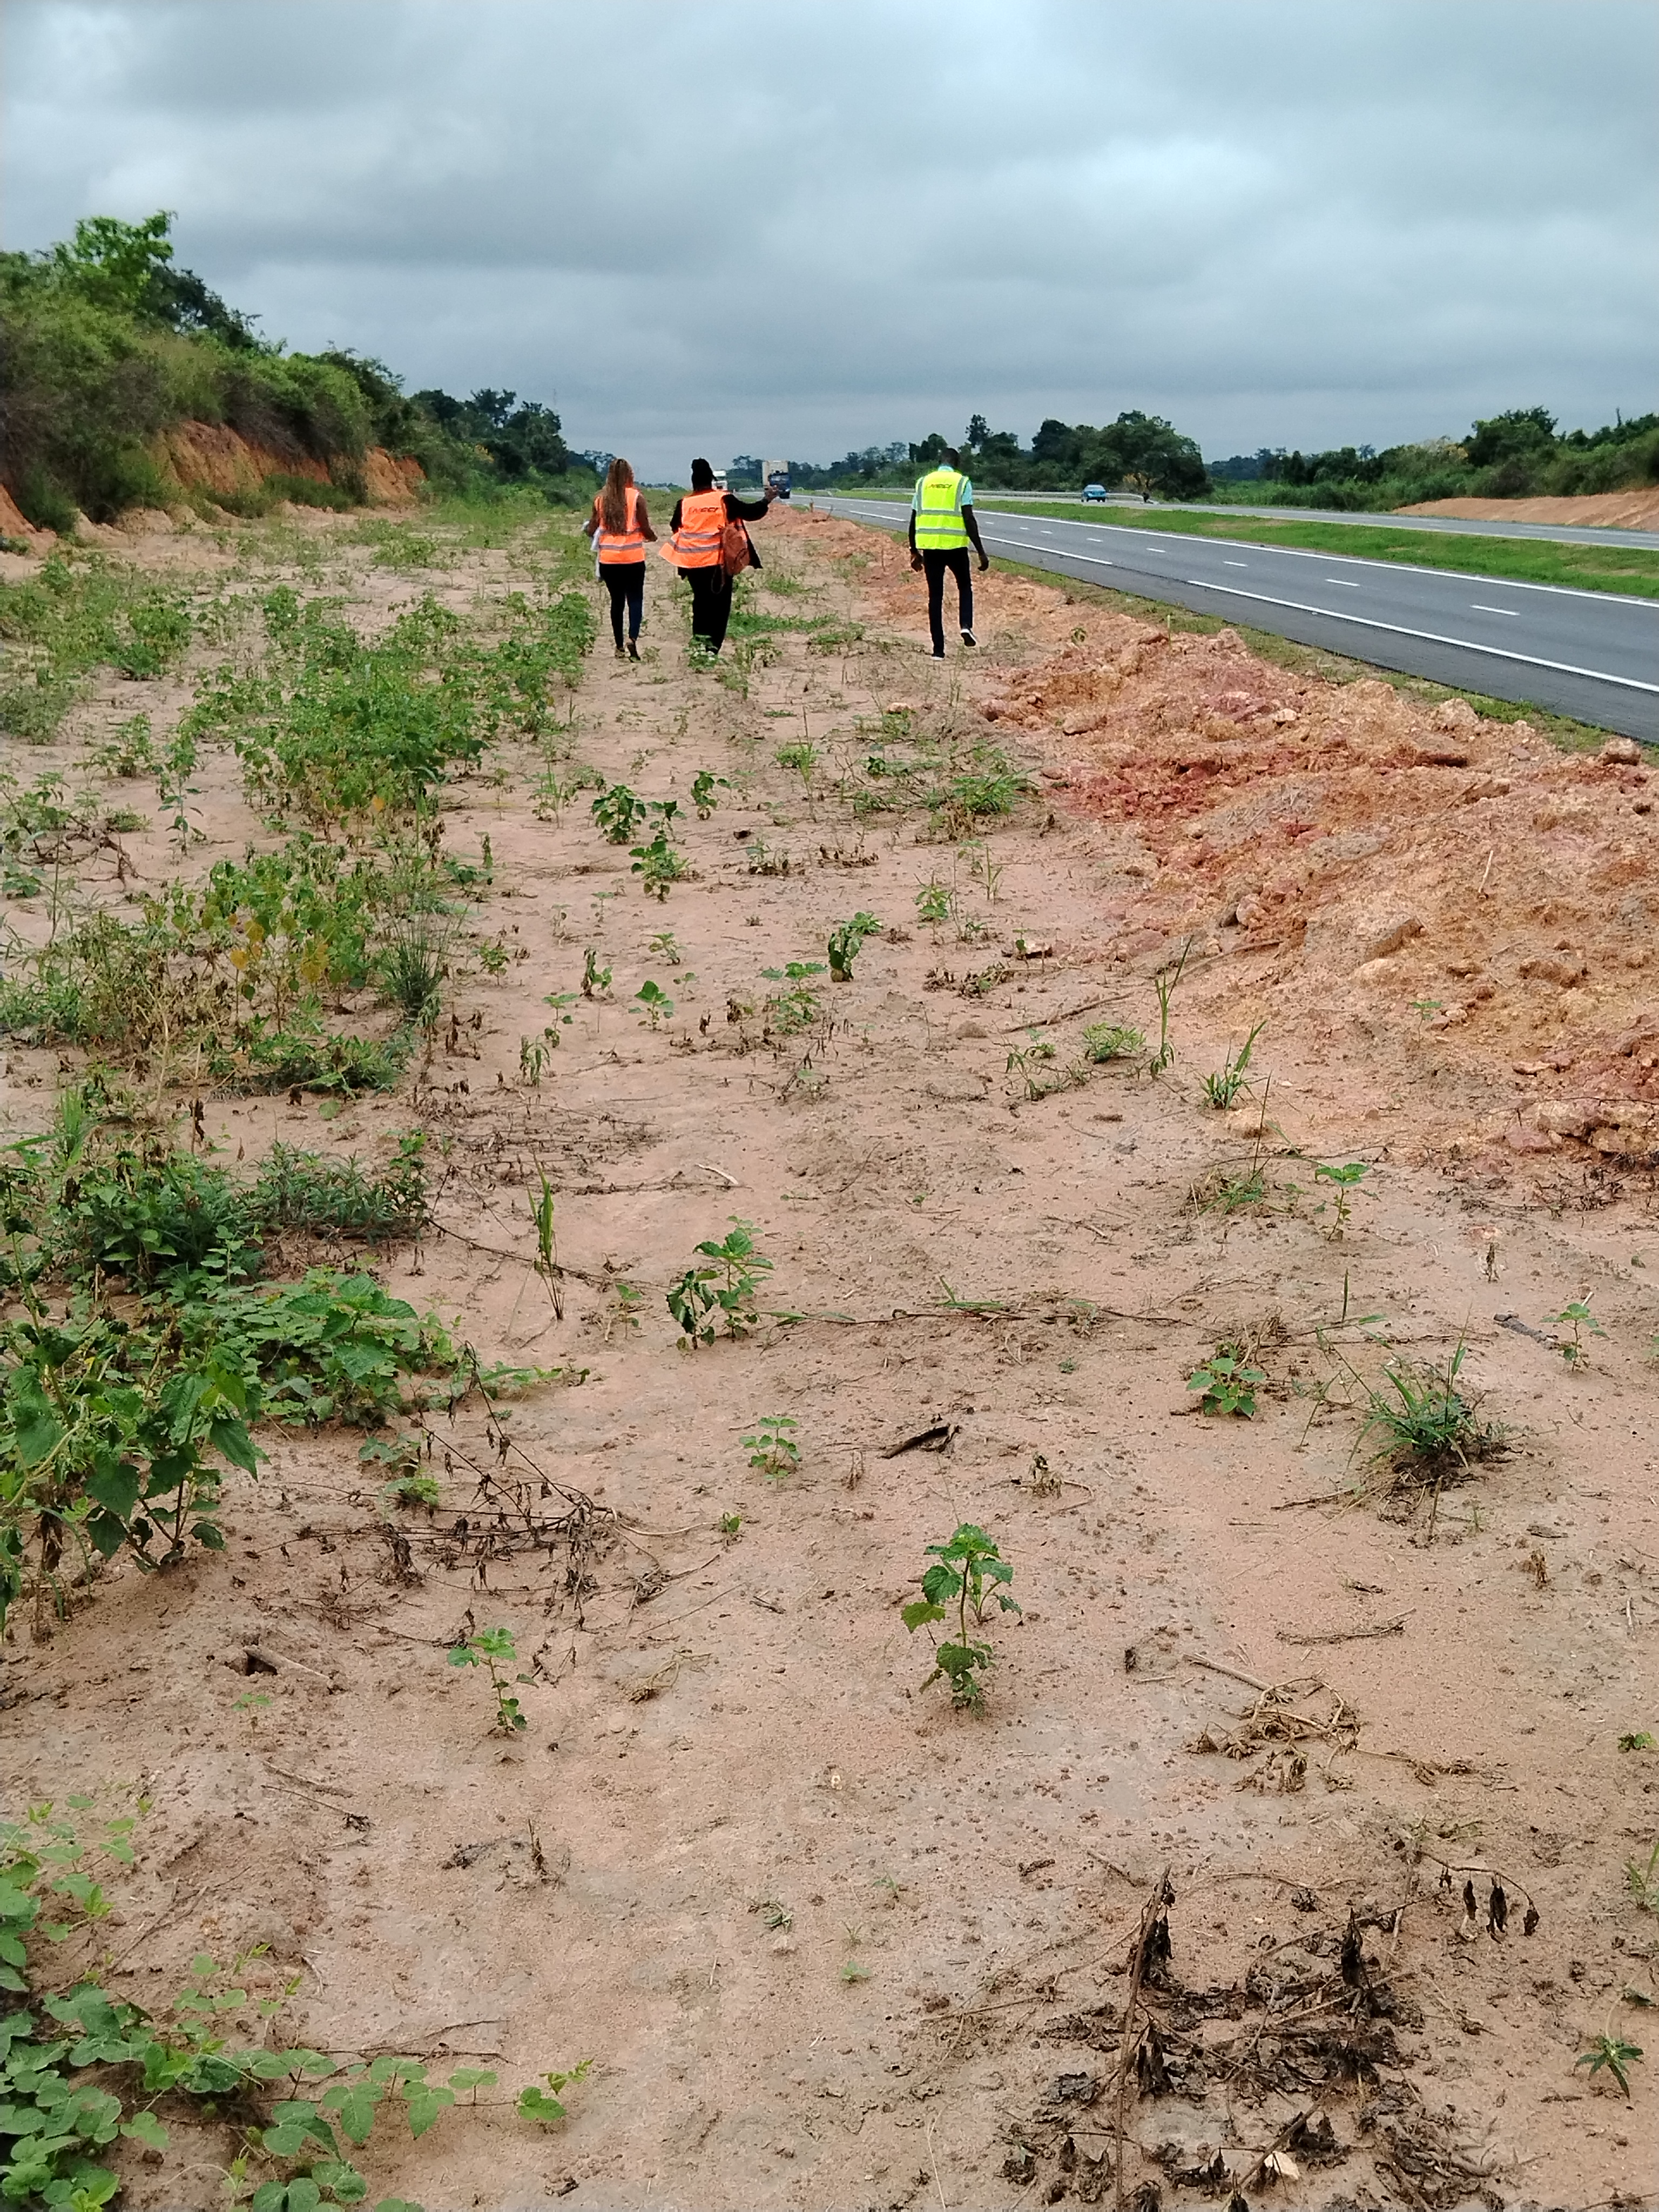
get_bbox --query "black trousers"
[683,566,734,653]
[599,562,645,646]
[922,548,973,652]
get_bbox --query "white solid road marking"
[1224,560,1248,567]
[1325,578,1361,586]
[1182,578,1659,693]
[1471,605,1519,617]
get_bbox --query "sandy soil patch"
[3,502,1657,2211]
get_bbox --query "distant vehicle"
[1081,483,1108,502]
[764,458,790,500]
[713,469,729,493]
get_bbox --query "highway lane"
[817,496,1658,741]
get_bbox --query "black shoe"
[628,640,639,660]
[961,628,977,647]
[931,646,945,659]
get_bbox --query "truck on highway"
[765,458,791,500]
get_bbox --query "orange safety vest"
[594,485,645,563]
[660,487,727,568]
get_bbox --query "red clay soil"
[1399,489,1659,531]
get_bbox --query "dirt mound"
[1399,487,1659,530]
[156,420,422,506]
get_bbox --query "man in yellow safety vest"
[908,448,990,658]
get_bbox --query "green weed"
[1082,1021,1144,1063]
[667,1218,772,1346]
[592,781,648,843]
[636,980,674,1027]
[742,1414,800,1480]
[630,827,689,899]
[517,2057,594,2127]
[1188,1352,1266,1417]
[448,1624,529,1734]
[902,1523,1020,1710]
[1547,1295,1606,1368]
[827,911,881,982]
[1201,1019,1265,1109]
[691,770,726,816]
[1577,2032,1642,2098]
[581,947,611,997]
[376,917,449,1024]
[1314,1159,1370,1233]
[915,878,953,928]
[1149,938,1192,1075]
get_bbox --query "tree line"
[1,212,586,530]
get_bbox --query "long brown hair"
[600,457,635,535]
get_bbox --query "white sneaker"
[961,628,977,647]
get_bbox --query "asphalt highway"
[817,496,1658,741]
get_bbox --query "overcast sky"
[4,0,1655,476]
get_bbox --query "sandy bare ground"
[3,503,1657,2211]
[1399,490,1659,531]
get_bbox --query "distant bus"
[764,458,791,500]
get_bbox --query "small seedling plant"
[1082,1021,1144,1064]
[1578,2029,1643,2098]
[691,770,726,817]
[447,1624,529,1733]
[517,2056,594,2126]
[1315,1159,1370,1233]
[1202,1019,1266,1109]
[743,1413,800,1480]
[630,827,689,899]
[667,1218,772,1346]
[827,911,881,982]
[902,1523,1020,1710]
[636,980,674,1028]
[1547,1295,1606,1368]
[581,947,612,997]
[1188,1353,1266,1417]
[1149,938,1191,1076]
[915,877,953,930]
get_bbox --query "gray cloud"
[4,0,1654,475]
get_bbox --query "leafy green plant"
[827,911,881,982]
[775,740,818,794]
[1314,1159,1370,1232]
[516,2057,594,2127]
[447,1624,529,1734]
[667,1218,772,1346]
[636,980,674,1028]
[1547,1295,1606,1368]
[251,1138,428,1244]
[691,770,726,817]
[759,961,826,1035]
[591,782,648,844]
[1082,1021,1144,1063]
[742,1414,799,1480]
[630,828,689,899]
[1577,2031,1642,2098]
[1618,1731,1656,1753]
[915,877,952,929]
[901,1523,1020,1710]
[1201,1020,1266,1109]
[1187,1352,1266,1417]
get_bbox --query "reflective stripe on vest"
[661,488,727,567]
[595,485,645,563]
[913,468,970,550]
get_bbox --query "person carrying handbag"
[659,457,778,656]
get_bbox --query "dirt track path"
[5,502,1657,2209]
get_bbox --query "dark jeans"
[922,548,973,652]
[683,566,734,653]
[600,562,645,646]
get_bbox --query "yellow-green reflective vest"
[913,467,969,550]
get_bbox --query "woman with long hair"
[583,458,656,659]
